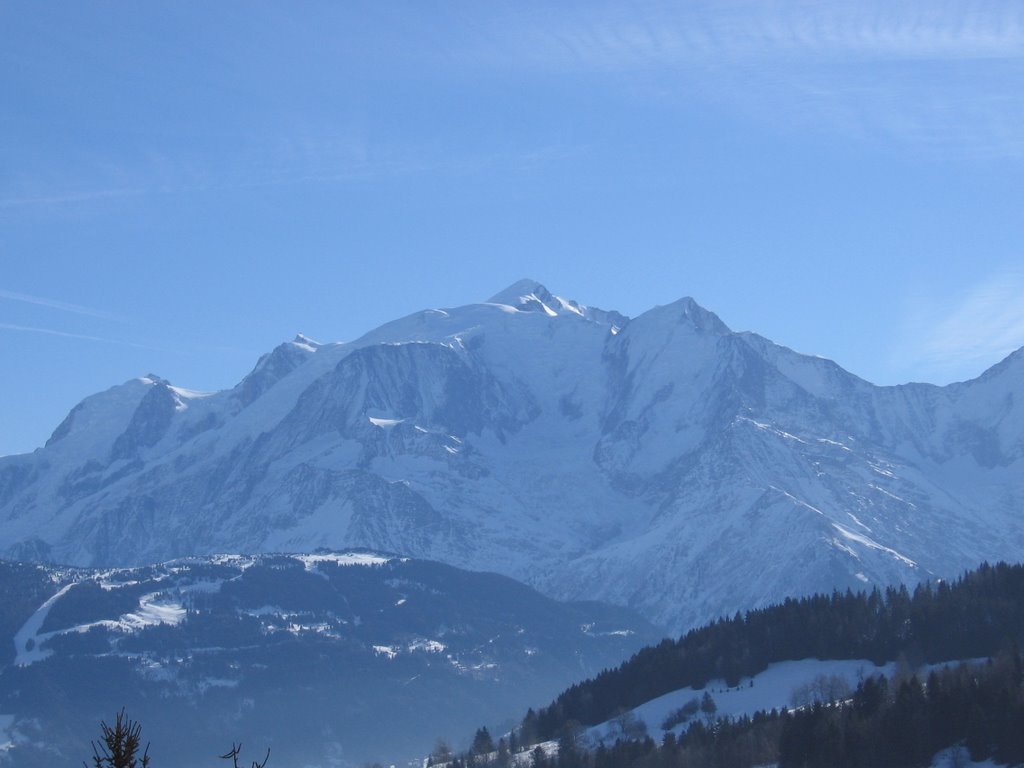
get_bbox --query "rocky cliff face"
[2,280,1022,631]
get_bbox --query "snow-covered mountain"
[1,279,1022,631]
[0,552,654,767]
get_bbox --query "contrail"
[0,289,123,322]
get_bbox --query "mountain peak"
[666,296,731,335]
[628,296,731,337]
[486,279,575,319]
[486,278,552,306]
[972,344,1024,384]
[291,333,321,350]
[485,278,629,329]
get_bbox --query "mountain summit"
[486,277,556,305]
[487,279,629,328]
[2,284,1022,631]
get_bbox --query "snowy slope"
[0,553,655,768]
[583,656,989,746]
[1,280,1022,631]
[586,658,892,744]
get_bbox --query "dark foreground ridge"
[452,561,1024,768]
[0,552,656,767]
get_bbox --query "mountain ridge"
[0,549,656,767]
[2,280,1022,631]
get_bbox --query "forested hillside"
[452,562,1024,768]
[529,561,1024,741]
[502,653,1024,768]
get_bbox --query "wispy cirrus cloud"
[0,288,123,322]
[0,188,146,209]
[0,136,586,212]
[475,1,1024,159]
[0,323,158,350]
[893,270,1024,382]
[4,1,1021,215]
[507,2,1024,67]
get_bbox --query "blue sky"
[2,1,1023,455]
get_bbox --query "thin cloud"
[0,289,123,322]
[894,271,1024,381]
[495,2,1024,70]
[0,139,583,211]
[0,323,157,350]
[475,1,1024,159]
[0,187,146,209]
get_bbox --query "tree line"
[493,650,1024,768]
[449,561,1024,768]
[527,561,1024,742]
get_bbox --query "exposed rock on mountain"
[2,280,1022,631]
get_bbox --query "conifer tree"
[472,727,495,756]
[87,709,150,768]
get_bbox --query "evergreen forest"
[448,562,1024,768]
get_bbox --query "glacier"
[1,279,1021,632]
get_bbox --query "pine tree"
[700,691,718,727]
[87,709,150,768]
[472,727,495,756]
